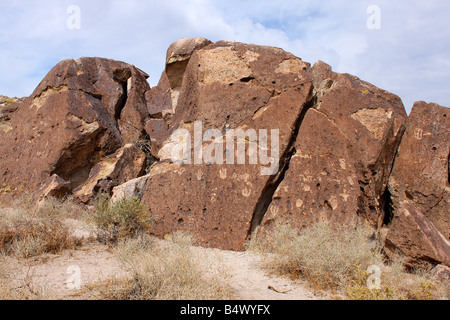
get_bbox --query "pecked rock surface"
[141,39,408,251]
[0,95,25,121]
[0,38,448,265]
[0,58,151,200]
[259,61,408,234]
[142,39,314,250]
[386,102,450,266]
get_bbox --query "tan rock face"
[111,174,151,203]
[386,101,450,266]
[0,58,150,201]
[37,174,71,201]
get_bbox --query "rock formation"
[385,101,450,266]
[259,61,407,235]
[143,39,314,250]
[0,38,448,266]
[0,58,152,203]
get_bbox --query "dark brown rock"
[145,38,213,158]
[0,58,150,196]
[259,108,361,231]
[259,61,408,234]
[385,101,450,266]
[384,201,450,267]
[145,118,170,157]
[73,144,146,204]
[142,40,314,251]
[388,101,449,238]
[146,72,172,119]
[31,57,151,144]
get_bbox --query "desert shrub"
[346,256,446,300]
[95,233,233,300]
[254,219,447,300]
[93,193,152,244]
[6,98,15,105]
[257,219,382,290]
[0,197,82,258]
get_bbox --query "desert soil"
[11,240,329,300]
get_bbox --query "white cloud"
[0,0,449,113]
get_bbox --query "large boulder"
[142,40,314,251]
[31,57,151,145]
[259,61,408,234]
[0,58,150,199]
[386,101,450,266]
[3,38,446,264]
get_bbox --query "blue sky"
[1,0,449,113]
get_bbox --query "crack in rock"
[247,89,316,239]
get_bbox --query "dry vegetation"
[249,219,449,300]
[0,253,55,300]
[0,196,84,259]
[0,194,448,300]
[0,195,88,299]
[92,193,152,245]
[91,233,234,300]
[0,194,233,300]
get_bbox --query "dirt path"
[10,240,328,300]
[17,243,123,299]
[192,246,326,300]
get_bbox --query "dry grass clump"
[92,193,152,245]
[253,219,382,290]
[0,196,83,258]
[251,219,447,300]
[95,233,234,300]
[0,254,52,300]
[346,256,448,300]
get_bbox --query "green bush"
[93,193,152,244]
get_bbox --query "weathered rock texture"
[386,102,450,266]
[259,61,408,234]
[0,58,151,201]
[384,201,450,267]
[0,38,448,266]
[145,38,213,157]
[142,39,314,250]
[73,144,146,204]
[140,39,409,252]
[0,95,24,121]
[111,174,151,203]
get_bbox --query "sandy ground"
[10,240,328,300]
